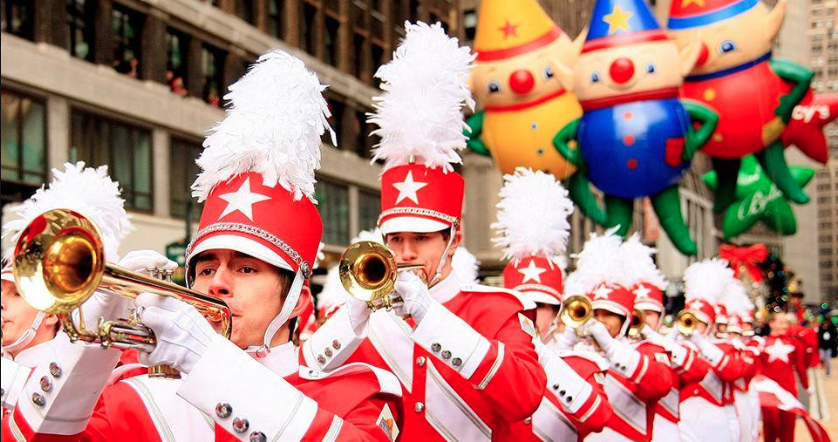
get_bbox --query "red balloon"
[782,92,838,165]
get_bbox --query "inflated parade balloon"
[465,0,606,224]
[783,92,838,165]
[667,0,814,212]
[553,0,718,255]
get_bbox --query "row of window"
[0,87,380,244]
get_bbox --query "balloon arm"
[682,101,719,161]
[770,59,814,124]
[567,173,607,225]
[553,119,584,169]
[464,111,490,157]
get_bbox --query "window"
[1,0,33,39]
[1,89,46,186]
[70,110,153,211]
[66,0,94,61]
[301,3,318,56]
[201,44,226,107]
[371,42,385,81]
[112,4,144,78]
[325,97,344,148]
[353,108,372,157]
[166,28,189,96]
[352,32,365,78]
[358,189,381,231]
[268,0,285,39]
[315,178,350,244]
[234,0,256,25]
[464,9,477,41]
[325,15,340,67]
[169,138,202,219]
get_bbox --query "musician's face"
[1,280,59,355]
[643,310,661,330]
[536,303,560,339]
[192,250,308,349]
[594,309,625,338]
[385,230,461,285]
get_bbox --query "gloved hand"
[345,296,371,336]
[689,331,725,366]
[642,327,688,367]
[555,326,580,350]
[585,320,641,374]
[392,271,434,325]
[136,293,217,374]
[118,250,178,276]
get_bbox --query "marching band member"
[678,259,744,442]
[561,231,674,442]
[303,23,546,440]
[2,50,402,442]
[495,167,613,441]
[722,283,759,442]
[621,235,709,442]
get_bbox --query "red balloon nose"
[609,58,635,84]
[509,70,535,94]
[696,43,709,66]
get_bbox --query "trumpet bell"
[676,310,698,336]
[628,308,645,339]
[339,241,397,304]
[560,295,593,329]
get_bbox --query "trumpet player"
[677,259,746,442]
[302,24,546,440]
[2,50,404,442]
[560,231,674,442]
[495,168,613,441]
[722,286,760,442]
[621,235,709,442]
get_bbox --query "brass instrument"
[675,310,699,337]
[13,209,232,354]
[339,241,426,311]
[560,295,593,330]
[628,308,645,340]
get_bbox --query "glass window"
[166,28,189,96]
[352,32,365,78]
[325,15,340,67]
[358,189,381,231]
[234,0,255,25]
[315,178,350,245]
[1,89,46,186]
[169,138,202,219]
[371,42,385,82]
[112,4,143,78]
[268,0,285,39]
[201,44,225,107]
[325,97,344,148]
[66,0,94,61]
[353,108,372,158]
[1,0,33,39]
[301,3,318,56]
[70,110,153,212]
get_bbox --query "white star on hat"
[690,300,705,312]
[393,171,428,204]
[634,285,652,299]
[593,285,612,300]
[218,177,271,221]
[518,260,547,284]
[764,339,795,363]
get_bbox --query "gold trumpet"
[560,295,593,329]
[628,308,646,340]
[339,241,425,311]
[675,310,699,337]
[13,209,232,354]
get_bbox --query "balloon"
[703,155,814,240]
[782,92,838,164]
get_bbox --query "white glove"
[642,327,688,367]
[345,296,371,336]
[806,385,816,395]
[555,326,580,350]
[585,320,641,375]
[135,293,217,374]
[118,250,178,275]
[689,331,725,366]
[393,271,434,324]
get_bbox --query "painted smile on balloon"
[483,88,568,112]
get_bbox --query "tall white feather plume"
[620,234,668,290]
[2,162,132,262]
[316,265,346,312]
[369,21,475,171]
[192,50,333,203]
[564,228,629,295]
[492,168,574,263]
[453,246,480,284]
[683,258,734,305]
[722,280,753,316]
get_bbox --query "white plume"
[620,234,668,290]
[564,228,629,295]
[453,246,480,284]
[683,258,734,304]
[2,162,133,262]
[312,242,326,270]
[492,168,574,263]
[192,50,333,203]
[369,21,475,172]
[316,265,346,311]
[352,228,385,244]
[722,280,754,316]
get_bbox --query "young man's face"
[643,310,661,330]
[385,230,461,284]
[696,321,709,335]
[594,309,625,338]
[535,303,560,339]
[1,280,58,355]
[192,250,307,349]
[769,312,789,336]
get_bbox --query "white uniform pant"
[724,402,741,442]
[651,413,681,442]
[679,396,736,442]
[734,390,757,442]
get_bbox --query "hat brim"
[592,300,630,318]
[380,216,449,235]
[635,301,663,313]
[520,290,562,306]
[188,234,294,273]
[1,271,15,283]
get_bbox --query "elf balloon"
[465,0,606,224]
[667,0,814,212]
[553,0,718,256]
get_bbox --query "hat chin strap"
[3,312,46,354]
[246,269,305,358]
[430,225,457,287]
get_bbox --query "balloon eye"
[488,81,501,93]
[646,63,656,74]
[544,66,554,80]
[591,71,601,83]
[719,40,736,54]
